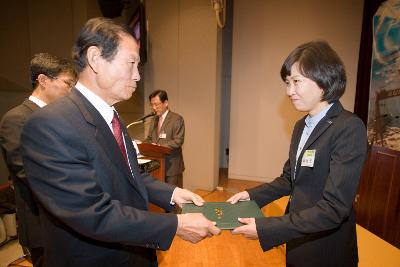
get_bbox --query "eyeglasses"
[47,75,76,89]
[150,102,163,108]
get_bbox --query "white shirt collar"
[28,95,47,108]
[75,82,115,128]
[305,103,334,128]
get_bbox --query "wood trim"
[356,145,400,248]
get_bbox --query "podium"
[137,143,172,213]
[137,143,171,182]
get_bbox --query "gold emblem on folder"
[214,208,223,219]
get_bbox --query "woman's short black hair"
[280,40,346,103]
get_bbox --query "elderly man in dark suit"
[0,53,77,266]
[228,41,368,267]
[21,17,220,267]
[144,90,185,188]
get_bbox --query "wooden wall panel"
[356,145,400,248]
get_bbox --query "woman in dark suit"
[227,40,367,267]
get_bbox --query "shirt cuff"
[170,187,179,205]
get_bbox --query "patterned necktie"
[111,111,128,163]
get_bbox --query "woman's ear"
[86,46,101,74]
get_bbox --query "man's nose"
[132,69,140,81]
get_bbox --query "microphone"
[137,112,156,121]
[127,112,156,128]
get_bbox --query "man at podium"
[144,90,185,188]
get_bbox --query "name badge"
[159,132,167,139]
[301,149,316,167]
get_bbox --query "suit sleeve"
[0,111,27,182]
[248,158,292,207]
[141,172,176,211]
[21,112,177,250]
[254,116,367,251]
[164,115,184,149]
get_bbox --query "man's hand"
[172,187,204,208]
[231,217,258,239]
[176,213,221,243]
[226,191,250,204]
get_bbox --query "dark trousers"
[165,174,183,214]
[165,174,183,188]
[26,246,44,267]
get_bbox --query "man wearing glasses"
[145,90,185,188]
[0,53,76,266]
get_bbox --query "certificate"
[181,201,264,229]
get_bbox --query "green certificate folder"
[181,201,264,229]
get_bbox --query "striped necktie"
[111,111,128,163]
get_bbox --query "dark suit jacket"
[0,99,42,248]
[21,89,178,267]
[144,111,185,176]
[248,102,367,267]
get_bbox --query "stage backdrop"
[367,0,400,151]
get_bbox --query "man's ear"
[86,46,101,74]
[36,73,49,88]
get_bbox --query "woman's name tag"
[301,149,316,167]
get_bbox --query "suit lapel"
[153,116,160,142]
[154,111,170,142]
[294,102,343,181]
[119,117,149,202]
[290,119,305,181]
[301,119,332,152]
[69,90,128,173]
[68,89,148,201]
[160,112,171,134]
[302,102,342,152]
